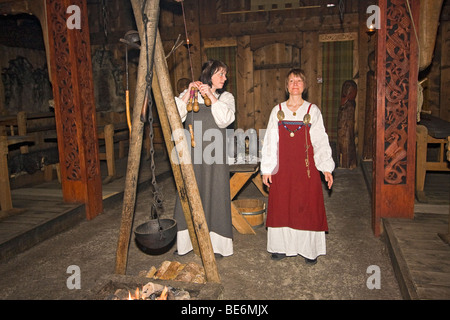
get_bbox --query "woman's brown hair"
[285,68,307,97]
[199,59,229,94]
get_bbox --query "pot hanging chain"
[141,0,163,214]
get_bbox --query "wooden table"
[416,114,450,201]
[229,163,268,235]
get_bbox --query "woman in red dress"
[261,69,334,265]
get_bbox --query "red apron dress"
[266,104,328,232]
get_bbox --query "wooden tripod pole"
[151,68,201,256]
[153,30,220,283]
[115,0,159,275]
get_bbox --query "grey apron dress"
[173,100,233,253]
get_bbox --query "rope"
[178,0,197,128]
[180,0,196,83]
[405,0,420,63]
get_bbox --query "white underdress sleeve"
[174,90,235,129]
[309,104,335,173]
[210,91,236,128]
[260,105,280,175]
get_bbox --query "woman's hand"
[324,172,333,189]
[198,82,218,105]
[197,82,214,98]
[262,174,272,188]
[181,81,199,103]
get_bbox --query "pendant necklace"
[282,122,304,137]
[288,101,302,116]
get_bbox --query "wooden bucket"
[233,199,265,228]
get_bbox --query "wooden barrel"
[233,199,265,228]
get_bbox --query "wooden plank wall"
[159,0,364,136]
[440,21,450,122]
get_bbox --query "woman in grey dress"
[173,60,236,257]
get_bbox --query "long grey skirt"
[173,103,233,256]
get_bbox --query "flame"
[156,286,168,300]
[127,287,141,300]
[127,285,168,300]
[135,287,140,300]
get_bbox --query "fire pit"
[89,274,224,300]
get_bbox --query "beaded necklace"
[281,121,309,137]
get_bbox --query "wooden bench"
[416,114,450,201]
[37,111,131,184]
[97,122,130,183]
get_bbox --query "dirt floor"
[0,153,403,302]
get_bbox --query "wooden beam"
[0,135,12,212]
[250,32,303,51]
[153,30,221,284]
[115,0,159,275]
[221,6,321,15]
[151,67,201,256]
[160,13,360,41]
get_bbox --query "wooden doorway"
[253,43,301,132]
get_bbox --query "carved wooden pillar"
[46,0,103,220]
[373,0,419,236]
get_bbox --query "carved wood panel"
[383,0,413,185]
[47,0,81,182]
[46,0,102,219]
[373,0,418,236]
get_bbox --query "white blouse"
[261,101,335,174]
[175,90,235,129]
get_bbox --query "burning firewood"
[141,282,164,299]
[156,286,169,300]
[111,282,190,300]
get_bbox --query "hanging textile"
[321,40,353,142]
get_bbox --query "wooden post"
[103,124,116,179]
[115,0,159,275]
[46,0,103,220]
[0,135,12,211]
[151,68,201,256]
[17,111,28,154]
[154,30,221,283]
[372,0,419,236]
[415,125,428,201]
